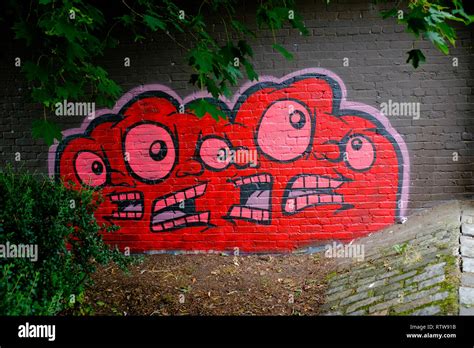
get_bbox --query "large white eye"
[124,122,177,182]
[344,134,375,171]
[74,151,107,187]
[256,100,313,162]
[198,136,232,170]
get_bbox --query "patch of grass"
[393,243,409,255]
[437,254,460,314]
[325,271,338,282]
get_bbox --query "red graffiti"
[55,71,407,253]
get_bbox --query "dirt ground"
[82,252,335,316]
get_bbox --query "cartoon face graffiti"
[53,70,409,253]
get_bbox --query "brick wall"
[0,0,473,252]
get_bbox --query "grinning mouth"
[109,191,144,219]
[226,174,272,224]
[283,174,351,214]
[151,183,209,232]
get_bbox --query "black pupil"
[92,161,103,175]
[289,110,306,130]
[150,140,168,161]
[351,138,363,151]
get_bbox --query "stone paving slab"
[322,200,466,316]
[460,203,474,312]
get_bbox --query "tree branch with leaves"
[1,0,472,145]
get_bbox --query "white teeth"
[150,185,209,232]
[151,212,209,232]
[291,175,344,190]
[112,211,143,219]
[152,183,207,213]
[285,193,344,213]
[228,175,272,222]
[228,206,270,222]
[109,192,143,219]
[233,174,272,187]
[110,191,142,202]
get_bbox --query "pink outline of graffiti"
[47,68,410,218]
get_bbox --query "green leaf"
[406,49,426,69]
[231,20,256,38]
[436,22,456,46]
[31,87,56,107]
[404,7,428,37]
[290,16,309,36]
[452,8,474,25]
[243,61,258,81]
[189,14,205,29]
[205,78,220,98]
[187,99,227,121]
[66,42,88,63]
[22,61,49,84]
[134,34,145,42]
[265,8,284,28]
[272,44,293,60]
[406,17,426,37]
[238,40,253,57]
[42,19,81,42]
[428,8,458,23]
[188,48,214,73]
[425,31,449,54]
[381,8,397,19]
[119,14,134,27]
[32,119,63,146]
[219,82,231,98]
[143,15,166,31]
[221,64,242,85]
[12,21,33,46]
[55,81,82,100]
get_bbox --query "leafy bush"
[0,165,128,315]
